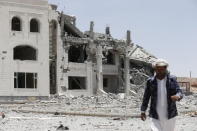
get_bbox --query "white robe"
[151,78,176,131]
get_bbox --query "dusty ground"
[191,87,197,93]
[0,112,197,131]
[0,113,197,131]
[0,93,196,131]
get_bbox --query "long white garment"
[151,78,176,131]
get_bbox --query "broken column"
[87,21,95,95]
[60,12,65,37]
[125,30,131,96]
[105,26,111,37]
[93,23,103,93]
[89,21,94,39]
[96,44,103,92]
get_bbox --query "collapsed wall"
[49,5,157,96]
[128,45,157,96]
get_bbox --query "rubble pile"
[0,92,194,119]
[130,68,149,86]
[129,68,150,99]
[44,92,197,116]
[0,92,197,131]
[3,93,141,118]
[51,93,141,112]
[178,93,197,113]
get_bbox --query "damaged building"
[0,0,157,98]
[49,8,157,96]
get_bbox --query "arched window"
[14,45,37,60]
[12,17,21,31]
[30,19,39,32]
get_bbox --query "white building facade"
[0,0,49,97]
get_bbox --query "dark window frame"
[103,78,108,87]
[13,45,37,61]
[30,18,40,33]
[14,72,38,89]
[103,50,116,65]
[68,77,86,90]
[68,45,87,63]
[12,16,22,31]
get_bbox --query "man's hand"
[171,95,180,102]
[0,112,5,119]
[141,113,146,121]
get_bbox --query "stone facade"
[0,0,49,97]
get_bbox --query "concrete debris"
[178,94,197,113]
[129,67,151,99]
[54,112,60,115]
[56,124,69,130]
[130,68,149,85]
[128,44,157,64]
[96,88,108,96]
[113,117,121,120]
[7,92,197,117]
[0,92,196,130]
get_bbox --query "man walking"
[141,59,183,131]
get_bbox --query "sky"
[49,0,197,78]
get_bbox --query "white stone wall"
[62,62,93,96]
[48,7,65,95]
[0,0,49,96]
[0,0,48,6]
[57,45,121,96]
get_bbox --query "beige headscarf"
[152,59,169,68]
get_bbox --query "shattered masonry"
[50,6,157,96]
